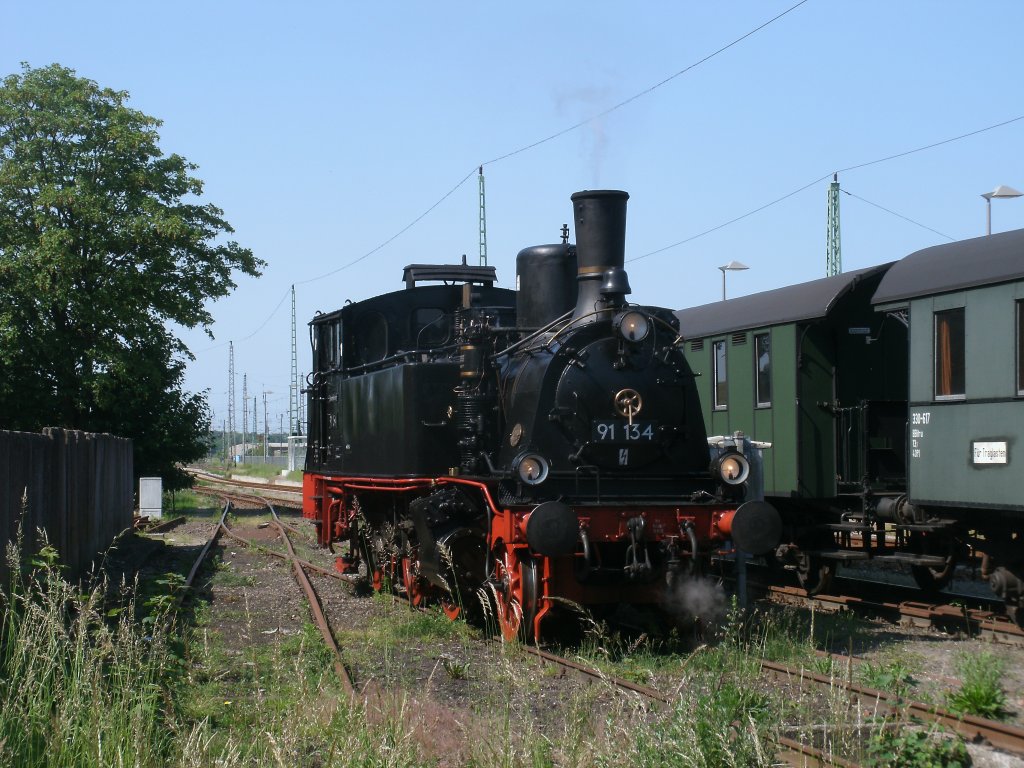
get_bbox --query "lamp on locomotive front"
[614,310,651,343]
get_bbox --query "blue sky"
[5,1,1024,433]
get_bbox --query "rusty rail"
[761,659,1024,756]
[223,500,354,696]
[767,584,1024,647]
[178,501,231,609]
[521,645,856,767]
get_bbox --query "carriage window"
[934,308,965,399]
[713,340,728,409]
[755,333,771,408]
[1018,301,1024,396]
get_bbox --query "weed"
[811,654,839,677]
[598,680,775,766]
[945,649,1007,720]
[863,719,969,767]
[440,653,470,680]
[859,659,915,698]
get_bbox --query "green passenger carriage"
[675,229,1024,623]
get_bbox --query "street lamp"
[718,260,749,301]
[981,185,1022,235]
[262,390,273,460]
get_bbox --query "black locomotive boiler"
[303,190,780,640]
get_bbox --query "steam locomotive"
[303,190,781,640]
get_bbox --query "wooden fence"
[0,428,133,583]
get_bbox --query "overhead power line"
[205,111,1022,359]
[483,0,811,166]
[292,1,810,288]
[293,167,478,286]
[629,113,1024,263]
[837,114,1024,175]
[841,189,955,242]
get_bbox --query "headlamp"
[515,453,550,485]
[614,311,651,343]
[712,451,749,486]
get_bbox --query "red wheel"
[440,595,462,620]
[401,555,426,607]
[363,542,394,593]
[491,548,525,642]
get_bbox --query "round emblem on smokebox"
[510,423,523,447]
[525,501,578,557]
[614,388,643,419]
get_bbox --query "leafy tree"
[0,63,263,488]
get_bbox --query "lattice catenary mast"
[242,373,248,459]
[826,172,842,276]
[289,284,299,435]
[227,341,236,459]
[478,165,488,267]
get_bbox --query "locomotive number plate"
[592,420,657,443]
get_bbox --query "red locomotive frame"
[304,471,745,640]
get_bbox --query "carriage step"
[895,521,956,533]
[813,549,870,562]
[872,553,949,567]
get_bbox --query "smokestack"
[570,189,629,322]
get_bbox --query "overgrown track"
[521,645,858,768]
[526,643,1024,765]
[764,583,1024,647]
[179,493,356,695]
[183,484,1024,765]
[760,658,1024,758]
[189,469,303,505]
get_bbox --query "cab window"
[411,308,450,348]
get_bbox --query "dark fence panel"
[1,428,133,584]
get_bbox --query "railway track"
[198,468,1023,640]
[523,643,1024,766]
[178,492,355,695]
[177,481,1024,764]
[519,645,858,766]
[764,583,1024,647]
[189,468,303,504]
[760,658,1024,758]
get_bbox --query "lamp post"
[262,390,272,460]
[982,185,1022,235]
[718,260,749,301]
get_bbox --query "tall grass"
[180,600,427,766]
[0,530,428,768]
[0,541,175,767]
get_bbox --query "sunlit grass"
[0,541,177,767]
